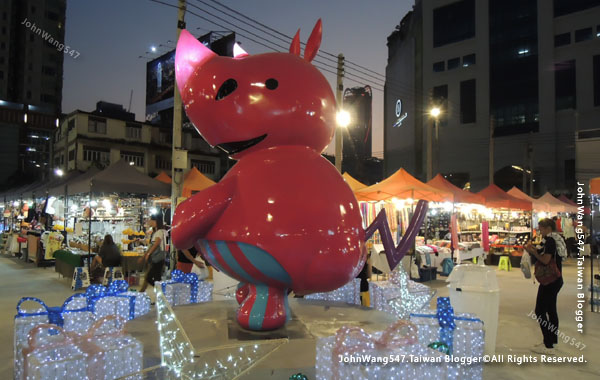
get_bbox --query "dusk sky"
[63,0,414,157]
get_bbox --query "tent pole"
[451,202,455,262]
[64,184,68,245]
[591,194,595,312]
[88,186,92,274]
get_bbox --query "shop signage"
[393,99,407,127]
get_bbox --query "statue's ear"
[175,30,216,93]
[303,19,322,63]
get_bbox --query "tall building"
[385,0,600,194]
[0,0,66,185]
[343,86,373,161]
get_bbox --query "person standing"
[138,214,168,293]
[525,218,563,354]
[176,246,206,273]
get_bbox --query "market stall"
[181,167,216,197]
[476,184,532,266]
[425,174,487,267]
[155,171,172,184]
[590,177,600,312]
[355,168,453,279]
[342,172,367,191]
[51,160,170,279]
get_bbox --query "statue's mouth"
[216,134,267,155]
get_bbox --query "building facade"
[385,0,600,194]
[0,0,66,185]
[53,103,224,181]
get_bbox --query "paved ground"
[1,252,599,379]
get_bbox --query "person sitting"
[91,234,122,283]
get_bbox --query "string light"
[316,325,461,379]
[410,297,485,379]
[20,317,143,379]
[154,285,288,378]
[370,265,435,319]
[305,279,361,304]
[156,270,214,306]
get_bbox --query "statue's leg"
[237,284,289,331]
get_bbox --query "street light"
[427,107,442,181]
[336,110,351,128]
[54,168,64,177]
[335,109,351,173]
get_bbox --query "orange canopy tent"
[342,172,367,192]
[427,174,485,205]
[355,168,452,202]
[537,192,575,213]
[507,187,551,212]
[591,177,600,195]
[154,171,172,184]
[477,184,532,210]
[182,167,216,197]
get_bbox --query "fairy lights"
[305,279,361,304]
[156,270,213,306]
[370,265,435,319]
[154,284,288,379]
[19,317,143,380]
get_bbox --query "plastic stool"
[498,256,511,271]
[102,267,124,286]
[72,267,91,290]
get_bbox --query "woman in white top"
[139,214,167,292]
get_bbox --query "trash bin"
[446,264,500,355]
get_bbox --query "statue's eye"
[265,78,278,90]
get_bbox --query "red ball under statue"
[171,20,367,331]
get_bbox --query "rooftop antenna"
[128,89,133,112]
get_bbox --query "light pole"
[427,107,441,181]
[335,109,350,172]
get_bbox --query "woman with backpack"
[138,214,168,293]
[524,218,564,354]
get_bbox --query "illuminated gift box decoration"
[156,270,212,306]
[369,266,435,319]
[315,320,460,380]
[305,279,361,305]
[21,316,143,380]
[86,281,151,321]
[409,297,484,379]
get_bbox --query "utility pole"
[489,115,495,185]
[170,0,186,260]
[426,118,433,181]
[334,53,344,173]
[528,140,534,196]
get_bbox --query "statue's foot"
[236,282,249,304]
[237,284,289,330]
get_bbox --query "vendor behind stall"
[91,234,122,282]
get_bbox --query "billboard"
[145,32,236,122]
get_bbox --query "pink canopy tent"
[477,184,532,210]
[355,168,452,202]
[507,187,551,212]
[538,192,576,213]
[427,174,486,205]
